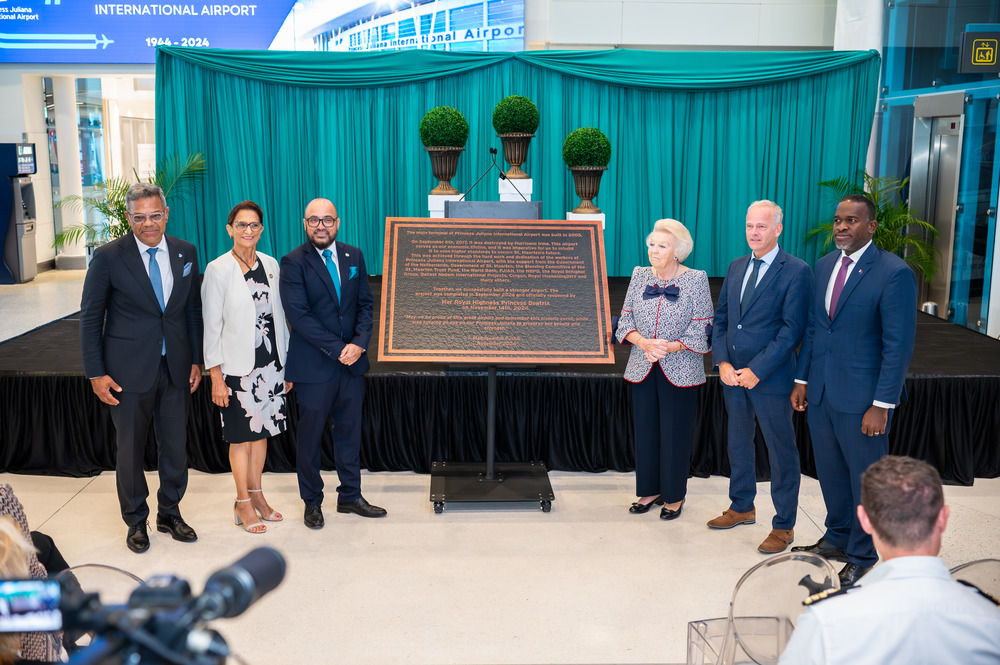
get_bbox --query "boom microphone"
[196,547,286,620]
[458,146,503,202]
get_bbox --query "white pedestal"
[499,177,532,202]
[566,211,606,230]
[428,193,463,219]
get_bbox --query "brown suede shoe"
[758,528,794,554]
[706,508,756,529]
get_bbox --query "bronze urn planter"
[425,146,464,195]
[497,132,534,179]
[569,166,607,214]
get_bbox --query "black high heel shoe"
[660,499,685,520]
[629,498,665,514]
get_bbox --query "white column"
[22,74,56,268]
[53,75,87,269]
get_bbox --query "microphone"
[458,146,503,202]
[195,547,286,620]
[492,148,527,202]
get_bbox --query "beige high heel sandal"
[248,489,283,521]
[234,498,266,533]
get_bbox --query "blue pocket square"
[182,262,192,277]
[349,266,358,279]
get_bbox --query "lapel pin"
[345,253,350,257]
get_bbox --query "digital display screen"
[0,0,525,64]
[0,580,61,632]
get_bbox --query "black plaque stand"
[429,365,555,513]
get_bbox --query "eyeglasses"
[233,222,263,232]
[129,212,165,224]
[305,216,338,228]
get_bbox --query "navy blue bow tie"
[643,284,679,301]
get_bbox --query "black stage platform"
[1,277,998,485]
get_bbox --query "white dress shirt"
[135,234,173,303]
[740,244,780,299]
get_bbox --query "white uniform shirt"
[779,556,1000,665]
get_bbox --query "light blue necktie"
[322,248,341,303]
[147,248,166,355]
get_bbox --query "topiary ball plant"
[492,95,540,135]
[562,127,611,167]
[419,106,470,148]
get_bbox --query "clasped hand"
[643,338,678,362]
[339,343,363,366]
[718,362,760,389]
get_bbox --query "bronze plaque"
[378,217,614,364]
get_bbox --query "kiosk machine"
[0,143,38,284]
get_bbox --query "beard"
[309,230,336,249]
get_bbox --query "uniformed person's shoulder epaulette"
[802,586,852,606]
[957,580,1000,606]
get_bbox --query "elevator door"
[910,113,963,319]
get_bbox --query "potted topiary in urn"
[563,127,611,214]
[492,95,539,179]
[419,106,469,195]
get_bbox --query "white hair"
[647,218,694,262]
[746,199,783,227]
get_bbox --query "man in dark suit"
[708,200,813,554]
[790,194,917,586]
[80,183,203,553]
[280,198,385,528]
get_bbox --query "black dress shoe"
[304,504,324,529]
[628,498,665,514]
[126,522,149,553]
[155,514,197,542]
[660,499,685,520]
[790,538,848,561]
[838,562,873,587]
[337,496,387,518]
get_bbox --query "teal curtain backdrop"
[154,47,879,276]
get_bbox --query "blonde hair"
[0,516,33,665]
[647,219,694,262]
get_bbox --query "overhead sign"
[0,0,525,63]
[958,32,1000,74]
[0,1,296,64]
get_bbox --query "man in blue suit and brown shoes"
[790,194,917,586]
[707,200,813,554]
[280,198,386,529]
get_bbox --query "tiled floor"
[2,270,999,665]
[0,268,85,343]
[3,470,999,665]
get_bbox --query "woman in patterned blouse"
[203,201,291,534]
[616,219,714,520]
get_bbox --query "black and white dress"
[219,261,288,443]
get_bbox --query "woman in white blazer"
[202,201,290,534]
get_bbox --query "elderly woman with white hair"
[616,218,713,520]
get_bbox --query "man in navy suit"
[708,200,813,553]
[790,194,917,586]
[280,198,385,527]
[80,183,203,553]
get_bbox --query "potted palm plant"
[563,127,611,214]
[54,152,207,251]
[420,106,469,195]
[492,95,539,179]
[805,172,939,282]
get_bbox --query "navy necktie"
[741,258,762,315]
